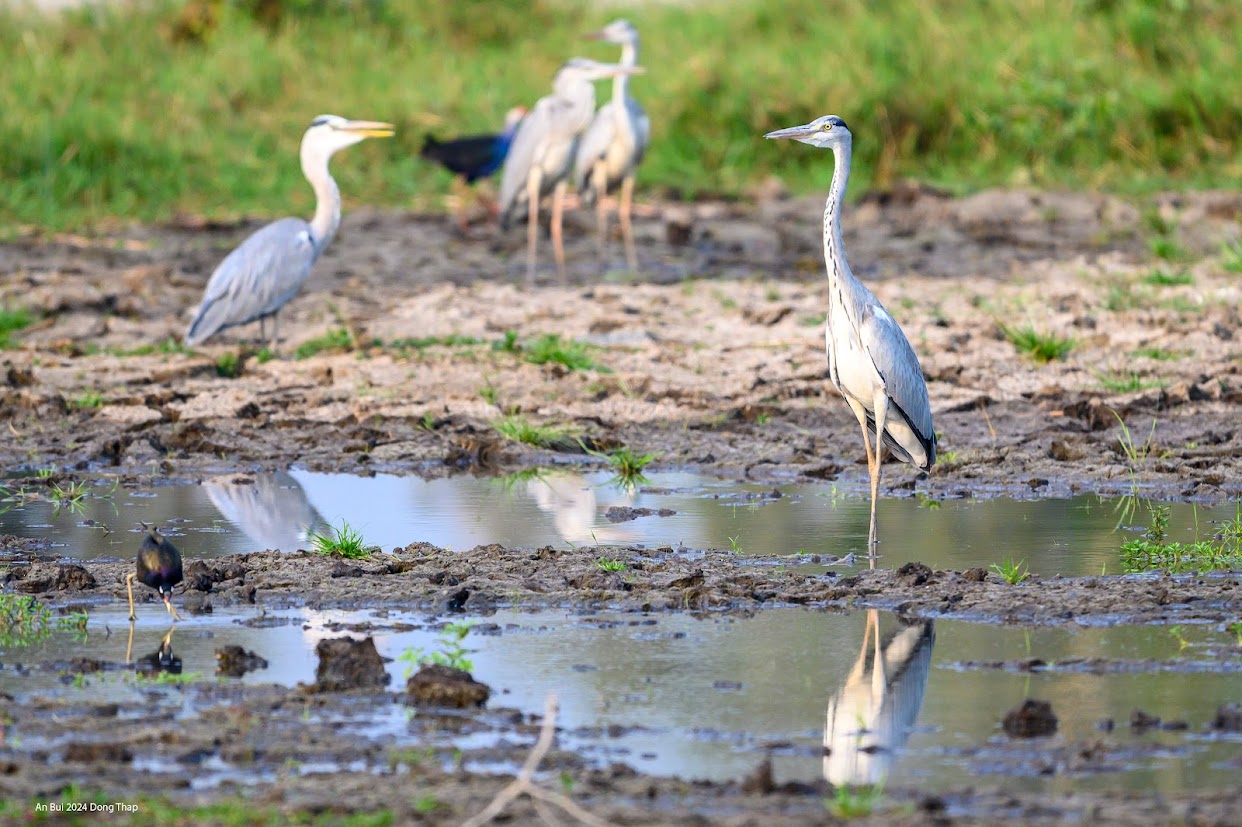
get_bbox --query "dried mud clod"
[1003,699,1059,738]
[1212,702,1242,732]
[405,663,491,709]
[312,636,389,692]
[55,565,96,591]
[215,645,269,678]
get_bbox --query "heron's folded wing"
[859,301,936,463]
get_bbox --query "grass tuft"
[999,323,1074,363]
[990,558,1030,585]
[1120,504,1242,574]
[295,328,353,360]
[0,307,33,348]
[214,351,240,378]
[1142,269,1193,286]
[308,520,375,559]
[1095,371,1165,393]
[493,415,575,449]
[522,333,606,372]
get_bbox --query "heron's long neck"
[302,148,341,253]
[823,142,852,289]
[559,78,597,132]
[614,40,639,105]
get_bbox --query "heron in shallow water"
[498,58,643,284]
[765,116,936,552]
[184,115,394,350]
[574,19,650,272]
[127,524,183,622]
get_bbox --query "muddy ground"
[2,188,1242,824]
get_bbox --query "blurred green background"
[0,0,1238,229]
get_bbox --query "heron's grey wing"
[573,103,617,194]
[498,98,554,227]
[628,97,650,164]
[185,217,315,345]
[859,301,936,466]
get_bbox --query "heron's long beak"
[342,120,396,138]
[764,122,817,140]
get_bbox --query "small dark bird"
[127,524,183,622]
[420,106,527,183]
[420,106,527,231]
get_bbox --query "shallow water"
[2,469,1237,577]
[2,605,1238,792]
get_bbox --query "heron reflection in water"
[824,609,935,787]
[524,470,638,547]
[204,472,323,552]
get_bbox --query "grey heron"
[574,19,650,271]
[184,115,394,350]
[498,58,643,284]
[765,116,936,552]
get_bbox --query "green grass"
[1221,240,1242,273]
[295,327,353,360]
[1142,269,1194,286]
[1095,370,1165,393]
[308,520,376,559]
[1148,237,1190,262]
[0,307,33,348]
[826,784,885,820]
[215,351,240,378]
[1120,504,1242,575]
[595,557,626,572]
[584,443,658,488]
[68,390,105,409]
[0,594,87,647]
[0,1,1238,231]
[492,414,575,448]
[990,557,1030,585]
[521,333,605,372]
[398,620,475,677]
[999,323,1074,363]
[1131,346,1185,361]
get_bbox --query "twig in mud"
[461,693,618,827]
[980,400,997,444]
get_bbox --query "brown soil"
[3,189,1242,824]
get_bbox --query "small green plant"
[139,670,203,685]
[1120,504,1242,574]
[254,346,275,364]
[50,480,90,509]
[1112,410,1158,478]
[491,330,520,353]
[727,535,742,553]
[1168,625,1189,651]
[1228,621,1242,647]
[295,327,353,359]
[307,520,376,559]
[1131,346,1184,361]
[522,333,605,372]
[827,784,884,819]
[68,390,105,409]
[585,443,658,487]
[800,312,827,327]
[1095,371,1165,393]
[35,465,56,480]
[214,351,240,378]
[595,557,626,571]
[990,557,1029,585]
[1142,269,1193,286]
[0,307,33,348]
[1220,240,1242,274]
[1148,236,1187,262]
[998,323,1074,363]
[398,620,475,677]
[479,384,499,406]
[492,415,574,449]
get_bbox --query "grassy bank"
[0,0,1238,230]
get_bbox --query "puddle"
[2,469,1238,577]
[2,606,1238,792]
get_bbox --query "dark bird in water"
[127,524,184,622]
[420,107,527,231]
[420,106,527,183]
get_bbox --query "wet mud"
[3,189,1242,823]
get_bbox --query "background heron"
[420,106,527,230]
[765,115,935,552]
[184,115,394,350]
[574,19,650,272]
[498,58,642,284]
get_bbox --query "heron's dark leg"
[270,313,280,354]
[126,572,138,622]
[551,180,568,284]
[593,161,609,264]
[620,173,638,272]
[259,317,267,346]
[525,170,542,285]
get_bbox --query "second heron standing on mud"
[575,19,650,272]
[184,115,394,350]
[765,116,936,552]
[498,58,643,284]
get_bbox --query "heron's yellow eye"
[821,122,832,131]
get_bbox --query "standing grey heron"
[574,19,650,272]
[498,58,643,284]
[184,115,394,350]
[765,116,935,551]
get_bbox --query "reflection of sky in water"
[0,469,1238,577]
[1,606,1238,794]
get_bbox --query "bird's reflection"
[525,471,638,546]
[204,472,323,551]
[824,609,935,787]
[127,623,181,675]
